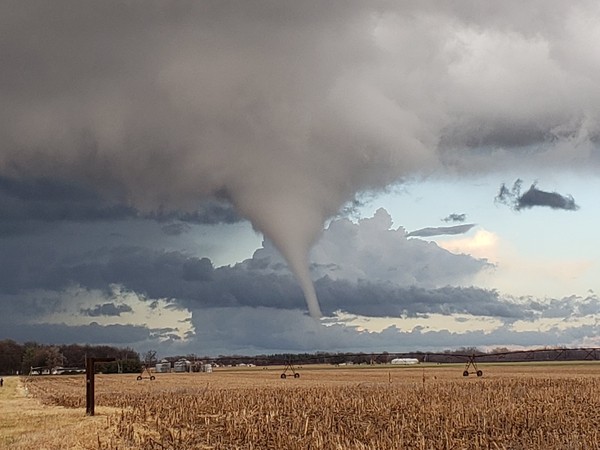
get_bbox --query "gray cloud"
[0,175,135,224]
[315,280,528,319]
[0,321,150,346]
[2,293,597,355]
[0,247,507,319]
[0,175,242,233]
[0,209,499,321]
[81,302,133,317]
[1,242,598,354]
[173,307,596,356]
[518,186,579,211]
[407,224,476,237]
[8,204,598,355]
[496,180,579,211]
[443,213,467,223]
[148,200,242,225]
[2,1,600,316]
[2,3,600,352]
[160,222,192,236]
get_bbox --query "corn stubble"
[24,369,600,449]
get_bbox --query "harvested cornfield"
[21,363,600,449]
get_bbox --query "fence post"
[85,357,115,416]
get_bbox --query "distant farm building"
[390,358,420,365]
[174,359,192,372]
[29,366,51,376]
[155,359,171,373]
[52,367,85,375]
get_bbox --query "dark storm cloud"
[2,2,600,350]
[0,242,519,319]
[0,175,242,239]
[518,186,579,211]
[443,213,466,223]
[440,121,550,150]
[148,200,242,226]
[0,175,136,223]
[81,302,133,317]
[160,222,192,236]
[2,231,598,353]
[406,224,475,238]
[0,322,150,345]
[0,237,509,319]
[3,1,600,318]
[0,209,492,320]
[496,179,579,211]
[0,244,304,310]
[102,249,307,311]
[315,279,529,319]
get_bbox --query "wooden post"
[85,357,115,416]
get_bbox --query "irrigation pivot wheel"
[280,360,300,379]
[137,365,156,381]
[462,354,483,377]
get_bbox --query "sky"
[1,1,600,357]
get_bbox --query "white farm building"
[174,359,192,372]
[390,358,420,365]
[155,359,171,373]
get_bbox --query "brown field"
[4,362,600,449]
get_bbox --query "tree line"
[2,341,598,375]
[209,346,600,367]
[0,339,141,375]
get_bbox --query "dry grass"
[0,376,118,450]
[10,363,600,449]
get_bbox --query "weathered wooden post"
[85,357,115,416]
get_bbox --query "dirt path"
[0,376,119,450]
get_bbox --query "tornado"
[229,186,333,318]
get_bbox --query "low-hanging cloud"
[407,224,476,238]
[3,202,600,352]
[156,300,600,354]
[0,209,493,319]
[0,321,151,346]
[2,1,600,317]
[496,179,580,211]
[0,175,242,228]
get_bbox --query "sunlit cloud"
[437,229,500,261]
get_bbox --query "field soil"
[3,362,600,449]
